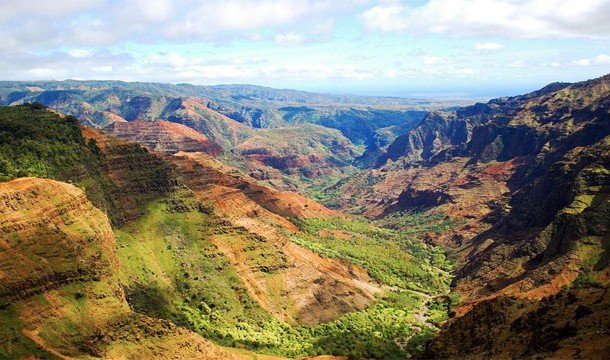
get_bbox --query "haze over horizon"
[1,0,609,97]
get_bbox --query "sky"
[1,0,609,97]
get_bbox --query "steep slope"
[422,287,610,359]
[233,123,361,192]
[341,75,610,357]
[0,178,117,309]
[0,177,243,359]
[104,120,222,156]
[81,126,181,226]
[170,151,381,325]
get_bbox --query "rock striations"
[0,177,245,359]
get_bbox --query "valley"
[0,74,609,360]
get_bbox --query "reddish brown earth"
[171,151,382,325]
[0,177,247,360]
[0,177,117,307]
[103,120,222,156]
[234,124,359,187]
[359,75,610,358]
[174,151,339,221]
[166,97,253,148]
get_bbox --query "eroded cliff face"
[94,99,361,195]
[82,127,181,226]
[454,136,610,309]
[171,151,382,325]
[356,75,610,357]
[0,178,117,308]
[422,287,610,360]
[0,177,245,360]
[103,120,222,156]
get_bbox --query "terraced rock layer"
[172,152,382,324]
[0,177,245,359]
[0,178,117,308]
[104,120,222,156]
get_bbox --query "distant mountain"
[0,104,451,359]
[0,80,455,199]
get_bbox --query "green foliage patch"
[0,103,102,181]
[116,197,453,359]
[289,215,453,293]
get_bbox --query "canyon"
[0,75,608,359]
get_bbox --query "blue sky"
[1,0,609,97]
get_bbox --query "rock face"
[82,127,182,226]
[422,287,610,360]
[174,152,339,222]
[345,75,610,357]
[103,120,222,156]
[0,178,117,308]
[235,123,360,187]
[0,177,244,359]
[172,152,382,324]
[453,135,610,309]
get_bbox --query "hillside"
[0,104,452,359]
[1,73,609,359]
[0,81,459,201]
[0,177,245,360]
[333,75,610,357]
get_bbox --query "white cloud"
[595,54,610,64]
[422,56,445,65]
[91,65,113,72]
[506,60,525,68]
[456,68,481,76]
[361,4,409,32]
[572,54,610,66]
[0,0,361,49]
[275,32,303,46]
[0,0,101,22]
[361,0,610,38]
[68,49,93,58]
[475,42,504,50]
[573,59,592,66]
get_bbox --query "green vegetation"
[377,210,462,235]
[115,196,453,359]
[0,103,102,181]
[289,215,453,293]
[0,104,121,219]
[0,104,179,226]
[0,306,55,359]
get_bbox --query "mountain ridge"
[1,74,609,359]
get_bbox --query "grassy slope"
[289,215,454,293]
[115,193,455,358]
[0,105,457,359]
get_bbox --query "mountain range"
[0,75,608,359]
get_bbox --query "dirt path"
[22,328,72,360]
